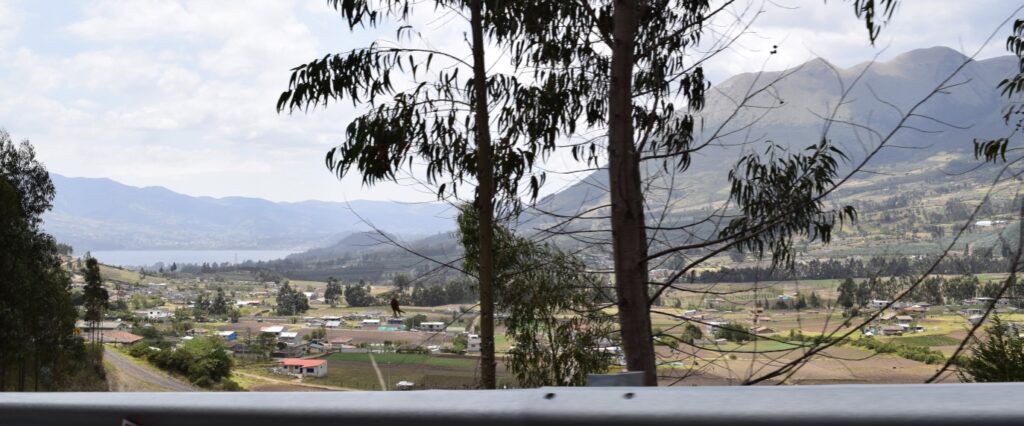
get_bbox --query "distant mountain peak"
[889,45,970,65]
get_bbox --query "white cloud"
[2,0,1021,203]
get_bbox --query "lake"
[86,250,297,267]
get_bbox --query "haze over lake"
[86,250,297,268]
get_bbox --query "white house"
[324,320,343,328]
[259,325,287,335]
[420,322,446,332]
[466,334,481,352]
[138,309,172,320]
[868,300,891,309]
[361,319,381,328]
[279,358,327,377]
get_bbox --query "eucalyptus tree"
[1,130,96,390]
[278,0,575,388]
[488,0,897,385]
[81,257,108,344]
[458,205,615,387]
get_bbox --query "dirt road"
[104,347,196,392]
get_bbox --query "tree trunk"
[470,0,497,390]
[607,0,657,386]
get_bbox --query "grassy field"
[305,352,513,390]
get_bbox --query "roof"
[217,331,236,336]
[260,326,286,333]
[101,331,143,344]
[895,315,914,321]
[76,320,125,330]
[279,331,299,338]
[279,358,326,368]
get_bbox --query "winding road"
[104,347,196,392]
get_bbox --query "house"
[705,320,728,334]
[259,325,287,335]
[278,358,327,378]
[361,319,381,328]
[278,331,301,345]
[396,380,415,390]
[76,320,128,333]
[324,320,343,328]
[235,300,260,307]
[881,325,904,336]
[895,315,915,329]
[217,331,237,342]
[466,334,481,352]
[752,326,775,335]
[868,300,891,309]
[100,331,143,346]
[904,305,928,314]
[971,297,996,305]
[387,317,405,326]
[137,309,172,320]
[420,322,446,332]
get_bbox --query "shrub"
[714,321,752,343]
[128,342,152,358]
[848,337,945,364]
[143,336,234,387]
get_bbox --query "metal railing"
[2,383,1023,425]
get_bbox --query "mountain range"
[524,46,1015,227]
[43,174,455,251]
[44,46,1017,255]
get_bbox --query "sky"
[0,0,1018,203]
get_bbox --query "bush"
[128,342,152,358]
[714,321,752,343]
[143,336,234,387]
[848,337,945,365]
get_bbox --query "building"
[324,320,343,328]
[76,320,128,333]
[137,309,172,320]
[361,319,381,328]
[387,317,405,326]
[753,326,776,335]
[895,316,915,329]
[868,300,891,309]
[420,322,446,332]
[705,320,728,334]
[101,331,143,346]
[278,331,301,346]
[259,325,287,335]
[396,381,415,390]
[278,358,327,377]
[881,325,904,336]
[466,334,481,352]
[217,331,237,342]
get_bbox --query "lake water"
[86,250,298,267]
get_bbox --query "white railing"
[1,383,1023,425]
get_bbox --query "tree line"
[690,253,1007,284]
[0,130,105,390]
